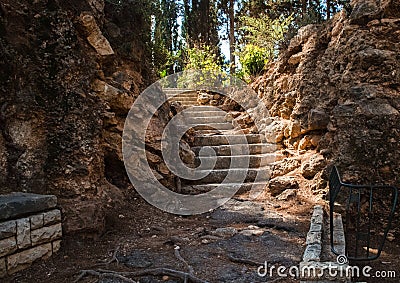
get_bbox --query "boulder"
[272,158,301,178]
[60,198,105,235]
[350,0,381,25]
[179,140,195,166]
[268,176,299,196]
[301,155,326,179]
[80,13,114,56]
[265,120,289,143]
[308,109,330,131]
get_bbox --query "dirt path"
[6,190,315,283]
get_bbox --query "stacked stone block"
[0,193,62,277]
[300,205,350,283]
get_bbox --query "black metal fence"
[329,166,398,261]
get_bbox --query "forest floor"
[5,187,400,283]
[6,188,315,283]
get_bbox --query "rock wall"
[0,0,176,234]
[253,0,400,195]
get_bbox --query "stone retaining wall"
[0,193,62,277]
[300,205,350,283]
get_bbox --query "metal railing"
[329,166,398,261]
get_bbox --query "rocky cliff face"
[0,0,176,234]
[253,0,400,196]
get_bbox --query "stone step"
[163,88,196,94]
[171,101,198,108]
[185,116,226,124]
[193,129,234,135]
[192,143,276,156]
[169,100,199,105]
[193,134,264,146]
[0,192,57,221]
[180,182,268,195]
[184,167,271,185]
[182,110,226,118]
[177,123,233,131]
[195,153,276,169]
[180,102,200,106]
[184,106,221,111]
[168,97,198,101]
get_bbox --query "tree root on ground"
[227,254,263,266]
[174,246,195,275]
[74,267,209,283]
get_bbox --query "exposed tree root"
[227,254,263,267]
[74,267,209,283]
[95,245,120,267]
[174,246,195,275]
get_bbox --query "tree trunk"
[302,0,307,17]
[326,0,331,19]
[228,0,235,74]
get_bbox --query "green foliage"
[184,45,222,72]
[239,44,269,79]
[236,12,292,79]
[239,14,293,58]
[129,0,352,79]
[174,45,225,88]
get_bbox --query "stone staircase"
[165,88,198,107]
[165,89,274,195]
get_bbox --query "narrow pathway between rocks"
[8,90,318,283]
[10,195,314,283]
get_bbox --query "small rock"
[310,135,321,147]
[288,120,302,138]
[277,189,297,201]
[197,92,210,104]
[298,135,312,150]
[210,100,219,106]
[240,229,264,236]
[211,227,238,238]
[288,53,303,65]
[167,236,189,245]
[224,113,233,122]
[200,235,221,242]
[117,250,153,268]
[387,233,395,242]
[265,120,289,143]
